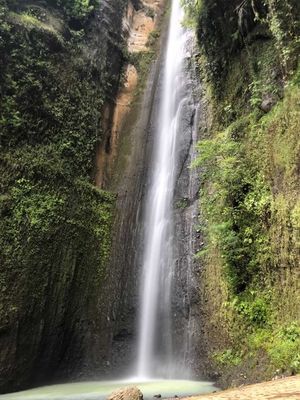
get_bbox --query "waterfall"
[137,0,191,378]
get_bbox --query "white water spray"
[137,0,190,378]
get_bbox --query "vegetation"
[191,0,300,381]
[56,0,97,18]
[214,349,242,367]
[147,29,160,47]
[0,0,125,390]
[0,0,299,390]
[0,0,117,277]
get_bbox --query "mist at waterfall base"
[0,381,218,400]
[0,1,219,399]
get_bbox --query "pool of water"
[0,379,218,400]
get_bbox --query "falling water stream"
[137,0,191,379]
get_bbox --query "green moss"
[193,0,300,380]
[0,0,119,269]
[176,198,189,209]
[0,0,124,387]
[181,0,203,28]
[11,11,46,27]
[247,322,300,373]
[213,349,242,367]
[147,29,160,47]
[129,50,156,100]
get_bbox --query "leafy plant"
[232,297,269,326]
[214,349,242,366]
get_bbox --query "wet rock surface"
[106,0,167,377]
[171,35,204,377]
[107,386,143,400]
[108,25,206,377]
[108,29,168,378]
[260,94,278,113]
[0,0,126,392]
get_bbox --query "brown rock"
[107,386,143,400]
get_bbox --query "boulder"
[260,94,277,113]
[107,386,143,400]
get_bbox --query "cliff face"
[0,0,126,392]
[1,0,299,393]
[191,0,300,387]
[0,0,171,391]
[100,0,168,375]
[107,29,205,377]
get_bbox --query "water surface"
[0,379,218,400]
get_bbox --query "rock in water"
[107,386,143,400]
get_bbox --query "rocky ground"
[106,376,300,400]
[185,376,300,400]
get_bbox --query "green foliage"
[194,125,272,293]
[1,178,115,265]
[147,29,160,47]
[0,0,120,268]
[129,50,155,98]
[0,1,119,373]
[176,198,189,209]
[247,323,300,373]
[231,296,269,326]
[13,12,46,28]
[213,349,242,367]
[266,0,300,73]
[193,0,300,101]
[278,322,300,342]
[181,0,202,27]
[0,2,111,172]
[55,0,97,19]
[10,178,65,232]
[192,0,300,379]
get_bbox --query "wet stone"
[107,386,143,400]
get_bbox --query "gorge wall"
[0,0,170,392]
[188,0,300,387]
[0,0,126,392]
[0,0,299,394]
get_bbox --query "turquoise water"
[0,379,218,400]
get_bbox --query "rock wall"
[0,0,126,392]
[171,35,204,377]
[191,0,300,387]
[102,0,168,376]
[0,0,169,391]
[3,0,298,392]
